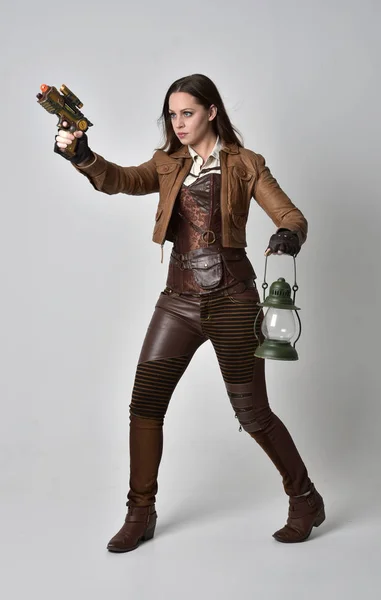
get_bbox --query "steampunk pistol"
[36,84,93,159]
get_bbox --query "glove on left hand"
[266,229,301,256]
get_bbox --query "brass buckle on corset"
[202,230,216,244]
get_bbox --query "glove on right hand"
[54,126,94,165]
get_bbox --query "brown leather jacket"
[73,141,307,248]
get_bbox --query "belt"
[171,247,246,270]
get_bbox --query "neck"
[189,132,218,163]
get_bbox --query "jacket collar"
[169,141,240,159]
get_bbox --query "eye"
[169,113,176,119]
[184,111,193,117]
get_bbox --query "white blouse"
[183,137,222,186]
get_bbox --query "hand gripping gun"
[36,84,93,159]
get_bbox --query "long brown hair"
[157,74,243,154]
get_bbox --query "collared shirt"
[183,136,222,187]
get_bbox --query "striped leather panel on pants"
[130,355,191,423]
[200,294,263,384]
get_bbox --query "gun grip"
[64,136,78,159]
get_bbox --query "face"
[168,92,217,146]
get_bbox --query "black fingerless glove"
[54,132,94,165]
[267,229,301,256]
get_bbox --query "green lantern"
[254,256,302,361]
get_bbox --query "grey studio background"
[1,0,380,598]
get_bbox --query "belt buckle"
[202,230,216,244]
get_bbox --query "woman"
[55,73,325,552]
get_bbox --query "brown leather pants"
[127,289,311,506]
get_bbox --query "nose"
[173,115,185,129]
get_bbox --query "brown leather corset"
[165,173,256,295]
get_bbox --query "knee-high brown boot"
[107,414,163,553]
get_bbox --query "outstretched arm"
[55,124,159,196]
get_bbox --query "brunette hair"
[157,74,243,154]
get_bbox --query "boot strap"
[125,506,155,523]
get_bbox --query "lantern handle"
[262,256,269,302]
[292,255,299,304]
[262,255,299,304]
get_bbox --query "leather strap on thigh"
[225,381,263,433]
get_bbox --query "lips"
[177,133,187,137]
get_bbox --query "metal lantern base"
[254,339,299,361]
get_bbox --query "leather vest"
[165,173,256,295]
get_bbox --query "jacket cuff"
[71,152,105,177]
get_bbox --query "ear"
[208,104,217,121]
